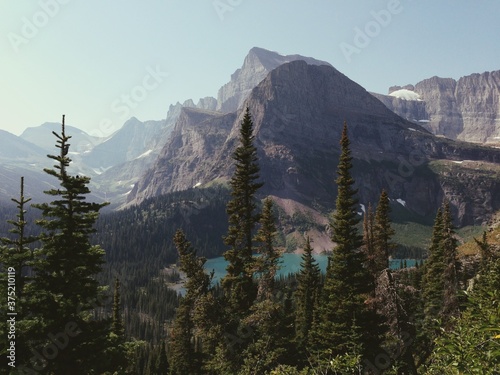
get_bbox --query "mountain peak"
[216,47,331,113]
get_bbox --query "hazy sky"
[1,1,499,136]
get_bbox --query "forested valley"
[1,111,499,374]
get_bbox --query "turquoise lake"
[204,254,416,285]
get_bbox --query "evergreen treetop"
[373,189,395,274]
[222,107,263,316]
[23,115,112,373]
[310,122,377,359]
[294,236,320,351]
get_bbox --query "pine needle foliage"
[27,115,110,373]
[222,107,263,316]
[310,122,377,360]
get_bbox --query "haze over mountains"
[1,47,500,225]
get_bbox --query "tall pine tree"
[294,236,320,357]
[25,116,110,374]
[309,122,379,362]
[422,206,447,325]
[0,177,37,367]
[363,203,376,277]
[239,197,285,374]
[373,189,395,275]
[440,201,459,320]
[420,202,460,363]
[222,107,263,316]
[169,229,210,375]
[254,197,280,301]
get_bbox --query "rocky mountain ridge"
[372,70,500,143]
[2,48,500,222]
[0,48,329,207]
[128,60,500,226]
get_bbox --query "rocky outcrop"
[374,71,500,143]
[128,61,500,225]
[371,92,429,125]
[216,47,331,113]
[128,108,235,203]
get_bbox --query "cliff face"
[128,61,500,225]
[128,108,235,203]
[216,47,331,113]
[373,70,500,143]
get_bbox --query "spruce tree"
[0,177,37,299]
[363,203,376,277]
[294,236,320,356]
[112,277,124,337]
[25,116,109,374]
[421,203,460,327]
[222,107,263,316]
[103,277,129,373]
[418,204,452,365]
[440,201,459,320]
[475,231,494,268]
[0,177,37,366]
[309,122,378,361]
[239,197,286,374]
[169,229,210,374]
[254,197,280,301]
[155,340,169,375]
[373,189,395,275]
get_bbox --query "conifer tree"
[0,177,37,366]
[440,201,459,320]
[421,201,459,327]
[25,116,110,373]
[169,229,211,374]
[372,189,395,274]
[0,177,37,298]
[238,197,286,374]
[112,277,124,337]
[310,122,379,361]
[363,203,376,277]
[254,197,280,301]
[103,276,130,373]
[294,236,320,355]
[421,207,445,328]
[155,340,169,375]
[222,107,263,316]
[418,202,460,365]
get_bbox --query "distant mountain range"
[1,47,499,226]
[372,71,500,143]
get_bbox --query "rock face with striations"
[128,60,500,225]
[216,47,331,113]
[373,70,500,143]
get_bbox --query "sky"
[1,0,499,137]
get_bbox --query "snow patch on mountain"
[389,89,421,101]
[136,149,153,159]
[396,198,406,207]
